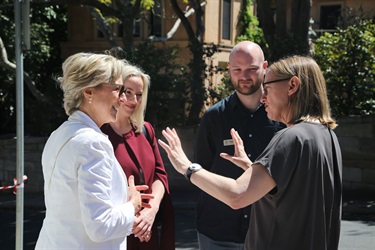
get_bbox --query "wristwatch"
[184,163,202,181]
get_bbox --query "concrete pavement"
[0,187,374,250]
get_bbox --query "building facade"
[60,0,242,69]
[60,0,374,112]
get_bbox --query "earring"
[89,97,92,104]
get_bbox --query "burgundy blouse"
[101,122,175,250]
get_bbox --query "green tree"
[42,0,156,55]
[0,2,68,136]
[237,0,267,50]
[84,0,155,56]
[130,41,188,127]
[313,19,375,116]
[0,0,190,135]
[51,0,209,126]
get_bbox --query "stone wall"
[0,137,47,193]
[334,115,375,193]
[0,115,374,194]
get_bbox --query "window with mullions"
[320,5,341,30]
[134,19,141,37]
[96,21,140,38]
[222,0,231,40]
[117,20,140,38]
[150,0,162,36]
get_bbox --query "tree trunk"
[276,0,287,37]
[120,0,142,56]
[256,0,276,49]
[169,0,205,125]
[186,41,205,125]
[256,0,311,59]
[290,0,311,52]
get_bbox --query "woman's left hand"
[220,128,253,171]
[132,207,157,242]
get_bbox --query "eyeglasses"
[261,77,292,97]
[102,83,126,97]
[119,86,126,97]
[262,77,292,85]
[123,89,143,101]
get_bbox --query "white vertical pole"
[14,0,25,249]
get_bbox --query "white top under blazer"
[35,111,134,249]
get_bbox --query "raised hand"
[220,129,253,171]
[158,127,191,175]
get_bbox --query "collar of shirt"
[228,92,264,114]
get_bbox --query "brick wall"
[0,115,374,194]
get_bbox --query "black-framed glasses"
[102,83,126,97]
[262,77,292,85]
[118,85,126,97]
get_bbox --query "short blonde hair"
[58,52,129,116]
[268,56,337,129]
[123,65,150,132]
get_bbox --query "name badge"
[223,139,234,146]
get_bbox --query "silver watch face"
[189,163,202,171]
[185,163,202,181]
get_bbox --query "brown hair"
[268,56,337,129]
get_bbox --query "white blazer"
[35,111,134,249]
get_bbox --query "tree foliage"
[129,41,188,127]
[82,0,150,54]
[0,0,192,136]
[0,2,68,137]
[236,0,267,49]
[313,19,375,116]
[0,0,319,135]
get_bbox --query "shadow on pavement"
[0,188,374,250]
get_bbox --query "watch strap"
[184,163,202,181]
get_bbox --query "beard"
[232,78,262,96]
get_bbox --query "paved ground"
[0,187,374,250]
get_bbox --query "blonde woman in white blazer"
[35,51,153,249]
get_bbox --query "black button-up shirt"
[194,92,285,243]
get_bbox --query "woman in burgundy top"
[101,65,175,250]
